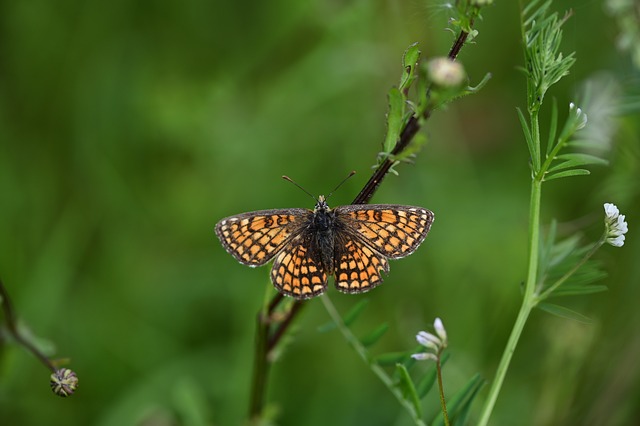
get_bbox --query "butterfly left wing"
[270,233,328,299]
[215,208,310,266]
[334,204,434,258]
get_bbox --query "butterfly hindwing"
[334,205,434,258]
[270,233,328,298]
[215,208,310,266]
[333,234,389,294]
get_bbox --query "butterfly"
[215,193,435,299]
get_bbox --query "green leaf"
[549,284,608,297]
[431,373,485,426]
[360,323,389,348]
[399,43,420,93]
[383,87,405,153]
[538,219,558,277]
[549,234,581,267]
[374,351,412,366]
[517,107,538,171]
[546,97,559,156]
[317,299,369,332]
[544,168,590,181]
[537,303,593,323]
[395,363,422,419]
[551,153,609,168]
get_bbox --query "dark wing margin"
[334,204,434,258]
[270,233,328,299]
[215,208,310,266]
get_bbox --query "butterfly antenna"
[282,175,318,202]
[327,170,356,199]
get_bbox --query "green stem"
[436,353,450,426]
[248,310,270,420]
[321,295,427,426]
[477,177,542,426]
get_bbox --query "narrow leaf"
[546,97,558,156]
[360,323,389,348]
[555,153,609,166]
[548,284,608,297]
[383,87,405,153]
[374,351,412,366]
[537,303,593,323]
[343,299,369,326]
[317,299,369,332]
[395,363,422,419]
[450,375,486,426]
[545,169,590,181]
[517,107,538,171]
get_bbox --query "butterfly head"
[314,195,330,213]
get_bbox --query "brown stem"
[0,278,56,372]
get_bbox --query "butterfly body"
[216,196,434,299]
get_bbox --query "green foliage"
[522,0,576,112]
[431,374,485,426]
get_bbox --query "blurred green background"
[1,0,638,425]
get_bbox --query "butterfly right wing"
[215,208,310,266]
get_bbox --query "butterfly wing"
[331,204,434,294]
[215,208,310,266]
[333,234,389,294]
[334,204,434,258]
[270,232,328,299]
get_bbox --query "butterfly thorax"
[310,195,337,273]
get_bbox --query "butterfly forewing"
[215,208,310,266]
[333,236,389,294]
[334,205,434,258]
[271,233,328,298]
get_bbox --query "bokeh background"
[1,0,639,425]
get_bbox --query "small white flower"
[604,203,629,247]
[434,317,447,343]
[411,352,437,361]
[570,102,588,130]
[412,318,448,361]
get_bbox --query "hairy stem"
[436,353,450,426]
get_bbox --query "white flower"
[411,317,448,361]
[604,203,629,247]
[570,102,588,131]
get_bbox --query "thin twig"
[0,278,56,372]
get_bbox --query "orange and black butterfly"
[215,181,434,299]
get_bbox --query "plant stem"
[320,295,427,426]
[0,278,56,373]
[436,354,450,426]
[477,176,542,426]
[248,310,270,419]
